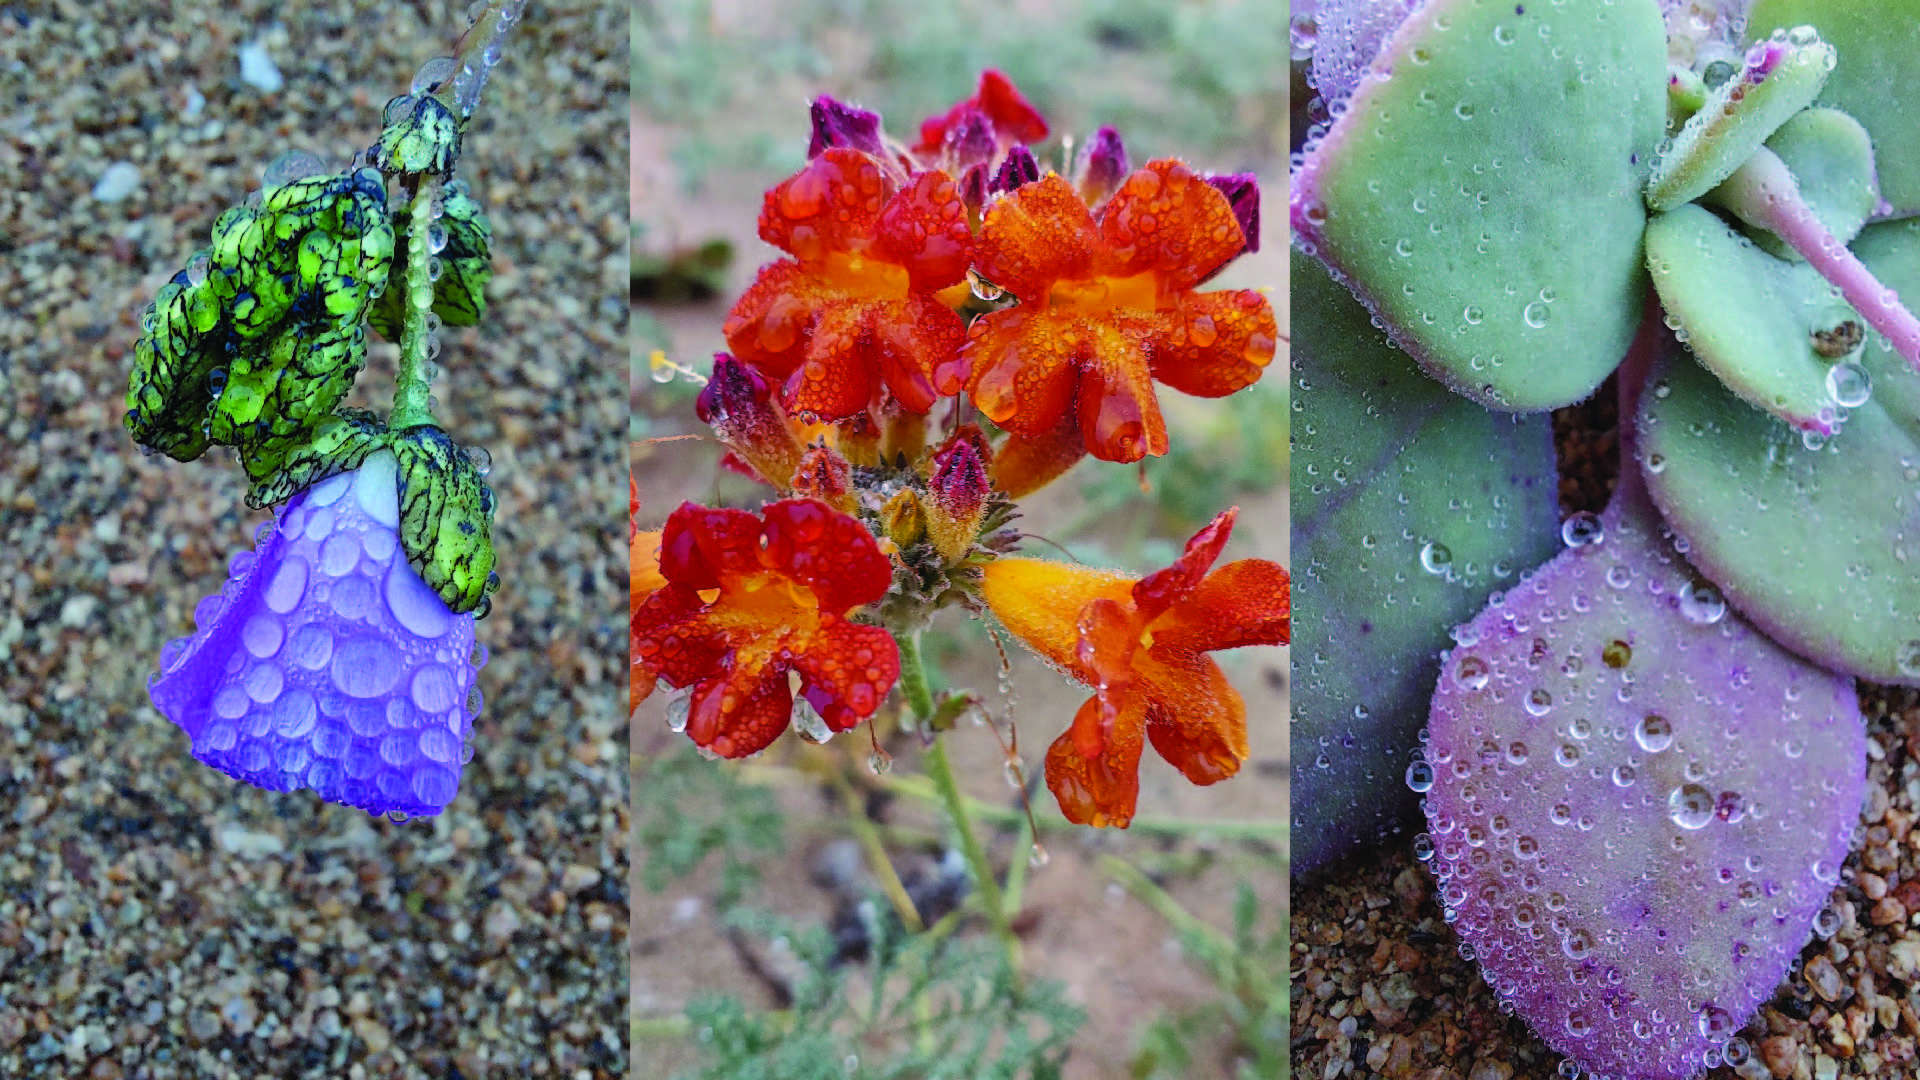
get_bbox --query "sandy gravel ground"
[0,3,630,1077]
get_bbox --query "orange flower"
[979,508,1289,827]
[724,148,974,422]
[631,526,664,714]
[632,499,901,758]
[939,160,1277,464]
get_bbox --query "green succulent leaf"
[1645,31,1834,211]
[369,181,492,340]
[1747,0,1920,214]
[390,425,500,616]
[1291,0,1666,411]
[1638,216,1920,685]
[1290,249,1562,878]
[1645,201,1858,433]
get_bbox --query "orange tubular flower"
[723,148,974,423]
[940,160,1278,464]
[979,508,1289,827]
[633,499,901,758]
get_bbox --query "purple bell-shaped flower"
[150,450,488,817]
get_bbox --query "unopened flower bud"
[807,95,885,160]
[925,434,990,562]
[789,443,855,515]
[991,145,1040,195]
[696,354,803,488]
[836,409,883,467]
[880,487,928,549]
[1074,126,1129,205]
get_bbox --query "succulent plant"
[1291,0,1920,1075]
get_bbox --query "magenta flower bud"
[807,94,885,159]
[149,451,487,818]
[696,353,803,488]
[1074,125,1129,204]
[990,145,1041,195]
[925,433,991,562]
[944,112,997,173]
[957,162,990,215]
[1205,172,1261,255]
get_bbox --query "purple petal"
[150,451,488,818]
[807,94,885,160]
[944,112,996,172]
[1205,172,1261,254]
[990,145,1040,195]
[957,162,989,214]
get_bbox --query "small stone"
[1891,938,1920,982]
[1469,1059,1514,1080]
[352,1015,390,1054]
[1860,871,1888,901]
[483,900,521,942]
[560,863,601,893]
[216,825,285,858]
[1871,896,1907,926]
[238,41,284,92]
[59,593,99,628]
[1760,1035,1801,1079]
[91,162,141,203]
[1807,954,1846,1001]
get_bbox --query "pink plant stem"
[1719,147,1920,372]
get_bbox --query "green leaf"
[1645,201,1857,433]
[1290,249,1561,878]
[1638,217,1920,684]
[1292,0,1666,410]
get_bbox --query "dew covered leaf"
[1290,0,1666,410]
[1747,0,1920,215]
[1290,249,1560,878]
[1645,201,1857,433]
[1423,476,1863,1080]
[1640,216,1920,685]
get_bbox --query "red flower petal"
[973,174,1098,305]
[792,619,901,731]
[914,69,1049,154]
[657,502,765,590]
[1133,508,1235,619]
[685,661,794,759]
[964,308,1082,437]
[1046,692,1147,828]
[871,170,974,291]
[1148,289,1279,399]
[1096,159,1248,292]
[1142,656,1247,786]
[1156,559,1291,654]
[758,148,893,261]
[760,499,895,613]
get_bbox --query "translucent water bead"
[148,451,488,817]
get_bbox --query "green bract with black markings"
[391,425,501,616]
[369,180,491,340]
[377,93,462,178]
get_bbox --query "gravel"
[0,3,629,1077]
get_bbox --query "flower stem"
[894,631,1019,960]
[829,763,924,933]
[390,179,440,431]
[1714,147,1920,371]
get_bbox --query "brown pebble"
[1808,954,1846,1001]
[1873,897,1908,926]
[1761,1034,1801,1078]
[1894,877,1920,914]
[1861,872,1889,901]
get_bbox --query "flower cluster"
[634,72,1286,827]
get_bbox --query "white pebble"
[91,161,141,203]
[215,825,286,858]
[238,40,284,92]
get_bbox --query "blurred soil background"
[0,2,629,1077]
[632,0,1289,1076]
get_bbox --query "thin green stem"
[390,180,440,430]
[829,763,924,933]
[879,771,1288,844]
[896,631,1018,962]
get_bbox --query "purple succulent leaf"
[1423,471,1863,1080]
[806,95,885,160]
[1204,172,1261,255]
[151,451,488,817]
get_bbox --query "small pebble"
[91,162,141,203]
[237,40,283,92]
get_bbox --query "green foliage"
[673,908,1082,1080]
[635,747,788,908]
